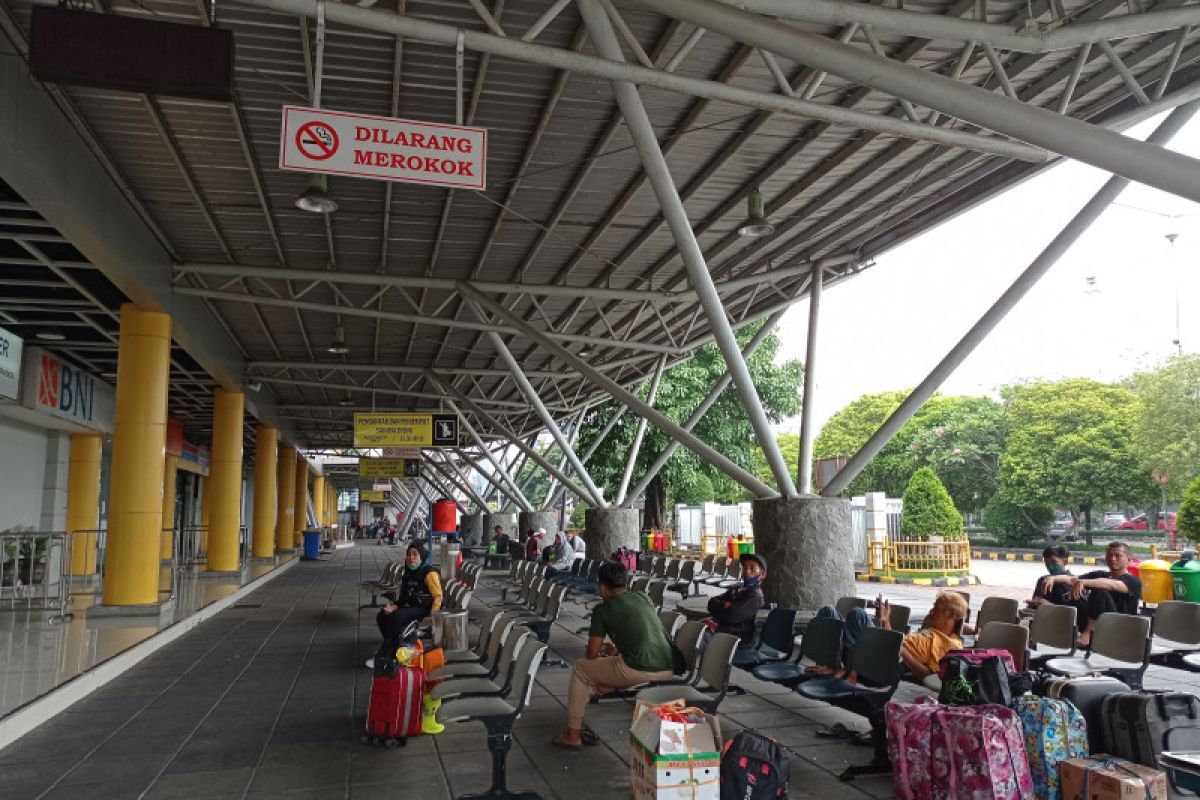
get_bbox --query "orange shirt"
[902,628,962,675]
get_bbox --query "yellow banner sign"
[359,458,404,478]
[360,490,386,503]
[353,413,458,447]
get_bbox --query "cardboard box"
[1060,756,1168,800]
[630,700,722,800]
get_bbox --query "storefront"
[0,340,114,533]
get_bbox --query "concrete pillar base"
[752,496,856,616]
[584,508,639,559]
[250,556,278,565]
[275,547,296,556]
[461,513,484,547]
[518,511,558,538]
[89,598,176,619]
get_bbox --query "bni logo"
[36,352,96,422]
[37,352,59,407]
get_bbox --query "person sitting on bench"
[1038,540,1141,647]
[552,561,674,751]
[1026,544,1076,612]
[392,542,443,631]
[706,553,767,644]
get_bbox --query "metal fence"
[868,539,973,576]
[0,530,72,616]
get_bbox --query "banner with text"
[359,458,421,478]
[280,106,486,191]
[354,413,458,448]
[360,490,386,503]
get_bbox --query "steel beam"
[232,0,1048,161]
[797,265,823,495]
[623,308,787,503]
[426,455,489,508]
[734,0,1200,54]
[545,403,631,510]
[824,101,1200,497]
[483,328,608,507]
[459,283,778,498]
[626,0,1200,204]
[449,406,535,512]
[580,0,798,497]
[616,354,666,506]
[429,370,613,506]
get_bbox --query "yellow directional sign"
[359,458,405,478]
[353,413,458,447]
[360,490,387,503]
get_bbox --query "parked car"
[1115,512,1177,532]
[1048,519,1078,542]
[1102,513,1127,529]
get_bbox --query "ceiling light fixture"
[326,325,350,355]
[294,174,338,214]
[737,188,774,238]
[337,395,355,407]
[35,329,66,341]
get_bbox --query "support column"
[102,304,171,610]
[66,433,102,576]
[40,431,70,533]
[518,510,558,538]
[276,444,296,553]
[206,388,244,574]
[752,495,855,615]
[313,475,326,532]
[797,263,824,495]
[461,512,483,547]
[293,456,309,545]
[485,512,517,544]
[251,425,278,558]
[160,455,178,561]
[199,476,211,555]
[584,507,640,558]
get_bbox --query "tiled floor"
[0,557,293,718]
[0,546,1196,799]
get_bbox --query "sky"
[773,112,1200,439]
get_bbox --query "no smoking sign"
[296,121,338,161]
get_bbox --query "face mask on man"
[743,576,761,589]
[1046,563,1066,576]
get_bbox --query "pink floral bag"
[886,698,1035,800]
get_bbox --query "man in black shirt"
[706,553,767,644]
[1028,545,1076,609]
[1040,540,1141,647]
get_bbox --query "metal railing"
[0,530,72,617]
[868,538,972,576]
[176,526,208,566]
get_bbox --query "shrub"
[982,495,1055,548]
[1179,475,1200,546]
[901,467,964,541]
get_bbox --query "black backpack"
[720,730,788,799]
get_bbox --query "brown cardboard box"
[1060,756,1168,800]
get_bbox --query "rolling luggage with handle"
[1009,694,1088,800]
[1041,675,1128,753]
[364,665,425,747]
[1101,690,1200,799]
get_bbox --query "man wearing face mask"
[1027,544,1076,611]
[706,553,767,644]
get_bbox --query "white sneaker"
[365,657,376,670]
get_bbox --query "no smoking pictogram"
[296,121,339,161]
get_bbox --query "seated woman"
[706,553,767,644]
[393,542,443,631]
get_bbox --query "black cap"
[739,552,767,571]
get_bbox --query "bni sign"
[279,106,486,191]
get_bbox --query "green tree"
[747,433,800,496]
[901,467,964,540]
[1178,474,1200,546]
[982,495,1054,547]
[814,392,1005,512]
[1128,354,1200,500]
[576,322,803,527]
[995,379,1152,546]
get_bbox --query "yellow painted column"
[313,475,326,533]
[206,388,245,573]
[293,456,309,545]
[276,444,296,552]
[251,425,278,558]
[199,476,211,554]
[66,433,102,576]
[160,455,178,561]
[103,304,171,607]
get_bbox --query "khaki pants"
[567,656,673,729]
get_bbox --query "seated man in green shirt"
[552,561,674,751]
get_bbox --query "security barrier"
[868,538,972,577]
[0,530,72,616]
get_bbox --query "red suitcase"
[363,665,425,747]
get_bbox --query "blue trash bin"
[303,530,321,559]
